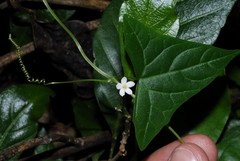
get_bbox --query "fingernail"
[168,147,199,161]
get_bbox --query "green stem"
[42,0,118,84]
[167,125,184,144]
[46,79,109,85]
[131,94,135,99]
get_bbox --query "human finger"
[144,134,217,161]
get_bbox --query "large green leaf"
[119,0,179,78]
[0,84,54,151]
[93,0,124,138]
[175,0,237,44]
[218,120,240,161]
[120,0,179,37]
[123,17,240,150]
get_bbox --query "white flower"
[116,77,135,97]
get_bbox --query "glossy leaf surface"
[93,0,124,138]
[120,0,179,37]
[123,17,240,150]
[119,0,179,78]
[93,0,123,109]
[175,0,237,44]
[0,84,54,151]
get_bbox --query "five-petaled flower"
[116,77,135,97]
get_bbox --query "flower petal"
[119,89,125,96]
[116,83,122,89]
[121,77,127,84]
[125,88,133,95]
[126,81,135,88]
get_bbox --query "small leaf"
[123,17,240,150]
[218,120,240,161]
[175,0,237,44]
[0,84,54,151]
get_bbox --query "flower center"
[123,84,128,89]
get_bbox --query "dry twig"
[109,112,132,161]
[0,0,110,10]
[0,131,111,161]
[0,42,35,68]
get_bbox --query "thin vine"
[42,0,119,85]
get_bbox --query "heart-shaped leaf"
[123,17,240,150]
[175,0,237,44]
[0,84,54,151]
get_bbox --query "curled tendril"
[8,34,46,85]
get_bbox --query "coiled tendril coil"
[8,34,46,84]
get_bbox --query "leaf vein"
[97,39,120,76]
[181,6,224,25]
[144,52,231,80]
[0,103,30,148]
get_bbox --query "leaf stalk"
[167,125,184,144]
